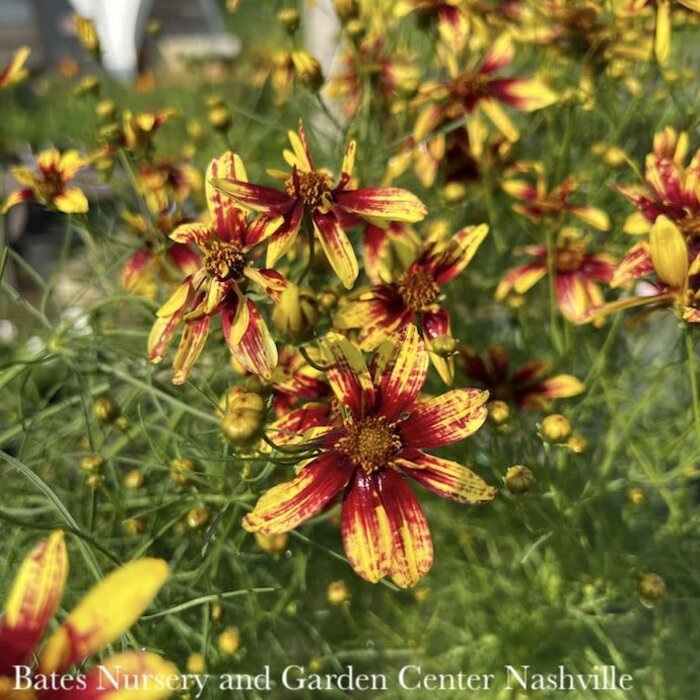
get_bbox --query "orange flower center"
[285,170,334,210]
[555,240,587,273]
[398,267,440,310]
[203,241,245,281]
[335,415,402,474]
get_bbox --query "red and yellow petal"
[58,150,90,180]
[243,453,350,534]
[433,223,489,283]
[210,178,295,217]
[1,187,33,213]
[555,273,603,324]
[53,187,89,214]
[490,77,558,111]
[312,212,359,289]
[481,33,514,73]
[265,206,303,267]
[341,471,393,584]
[567,205,610,231]
[376,470,433,589]
[0,45,30,88]
[495,262,547,300]
[206,152,248,243]
[169,222,212,247]
[227,299,278,380]
[397,450,497,504]
[171,316,211,385]
[40,559,169,674]
[324,332,376,418]
[0,532,67,672]
[399,388,488,449]
[528,374,584,405]
[334,187,427,224]
[375,325,428,421]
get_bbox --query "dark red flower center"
[398,267,440,310]
[452,71,489,100]
[202,241,245,281]
[555,239,587,273]
[335,415,402,474]
[285,170,333,210]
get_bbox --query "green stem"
[686,330,700,443]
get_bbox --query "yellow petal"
[40,559,169,673]
[156,282,191,317]
[623,211,651,234]
[480,99,519,142]
[655,0,671,64]
[649,215,688,288]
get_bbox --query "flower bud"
[638,572,666,602]
[334,0,360,21]
[487,400,510,425]
[344,18,366,40]
[186,506,210,530]
[75,15,100,56]
[85,473,104,489]
[628,487,645,505]
[96,100,117,122]
[255,531,289,553]
[277,8,300,32]
[124,518,145,536]
[170,457,195,485]
[567,434,588,454]
[291,50,324,92]
[81,454,105,473]
[540,414,572,444]
[428,334,457,357]
[186,653,205,674]
[221,391,266,446]
[272,284,319,343]
[318,288,339,313]
[73,75,100,97]
[204,95,224,110]
[326,580,351,605]
[123,469,143,489]
[218,627,241,655]
[93,396,121,424]
[208,106,232,132]
[442,182,467,203]
[187,119,205,141]
[504,465,535,494]
[211,602,223,621]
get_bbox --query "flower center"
[202,241,245,281]
[397,267,440,310]
[678,216,700,239]
[453,71,489,100]
[555,240,587,273]
[285,170,334,210]
[335,415,402,474]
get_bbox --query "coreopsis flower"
[2,149,89,214]
[403,34,556,186]
[0,46,29,89]
[325,38,419,117]
[617,127,700,236]
[0,531,175,699]
[495,229,616,323]
[503,163,610,231]
[335,223,489,383]
[591,215,700,324]
[244,326,496,588]
[148,153,285,383]
[458,345,584,409]
[211,120,427,289]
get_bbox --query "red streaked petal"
[399,388,488,449]
[337,140,356,190]
[490,78,558,111]
[243,453,350,534]
[210,178,296,216]
[611,242,653,288]
[397,450,497,504]
[481,33,514,73]
[495,262,547,299]
[207,152,248,244]
[243,267,288,300]
[324,333,376,418]
[169,222,212,246]
[171,316,211,385]
[266,403,333,447]
[147,306,187,364]
[375,469,433,589]
[266,205,303,267]
[555,273,602,323]
[335,187,427,224]
[229,299,278,380]
[341,471,393,584]
[312,211,359,289]
[432,223,489,283]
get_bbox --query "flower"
[458,345,584,409]
[394,0,471,53]
[0,46,29,89]
[495,229,616,323]
[211,120,427,289]
[0,531,175,699]
[148,153,286,383]
[2,149,89,214]
[243,326,496,588]
[590,215,700,324]
[335,223,489,383]
[503,163,610,230]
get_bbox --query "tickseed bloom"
[458,345,584,410]
[495,229,616,323]
[0,531,175,699]
[211,120,428,289]
[0,46,29,89]
[335,223,489,383]
[244,326,496,588]
[503,163,610,231]
[148,153,286,383]
[616,127,700,236]
[2,149,89,214]
[591,215,700,324]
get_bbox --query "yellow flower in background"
[2,149,90,214]
[0,531,176,698]
[654,0,700,64]
[0,46,29,89]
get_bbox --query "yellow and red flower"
[592,215,700,324]
[0,46,30,89]
[148,153,286,383]
[211,120,427,289]
[394,0,471,53]
[503,163,610,230]
[244,326,496,588]
[495,229,616,323]
[458,345,584,410]
[2,149,89,214]
[0,531,175,699]
[335,224,489,382]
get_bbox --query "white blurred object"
[67,0,154,81]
